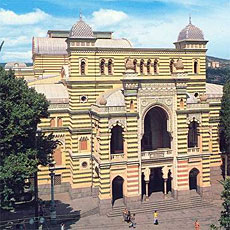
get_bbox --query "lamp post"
[48,161,66,225]
[34,128,42,230]
[49,162,56,224]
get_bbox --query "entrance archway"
[141,106,171,151]
[189,168,199,190]
[149,168,164,196]
[112,176,124,205]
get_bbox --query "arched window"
[194,60,198,74]
[130,100,134,111]
[154,59,158,74]
[50,118,55,127]
[170,60,174,73]
[133,59,137,72]
[80,137,88,151]
[147,59,151,74]
[100,59,105,75]
[110,125,124,154]
[180,98,184,110]
[57,118,62,127]
[80,59,86,75]
[108,59,113,75]
[140,59,144,74]
[188,120,199,148]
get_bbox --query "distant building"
[5,62,35,81]
[207,61,220,68]
[21,16,223,214]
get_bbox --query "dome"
[174,59,184,70]
[69,17,95,39]
[177,19,204,41]
[99,96,107,106]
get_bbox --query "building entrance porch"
[142,167,172,200]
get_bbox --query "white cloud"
[0,8,49,25]
[89,9,128,27]
[1,51,32,62]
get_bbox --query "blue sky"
[0,0,229,62]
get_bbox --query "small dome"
[125,58,135,71]
[174,59,184,70]
[177,20,204,41]
[99,96,107,106]
[69,18,94,39]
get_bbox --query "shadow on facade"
[0,199,81,229]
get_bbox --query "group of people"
[123,208,136,228]
[123,208,159,228]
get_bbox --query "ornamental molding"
[108,118,126,131]
[187,113,201,124]
[138,82,176,96]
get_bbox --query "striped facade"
[28,18,223,213]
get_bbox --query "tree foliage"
[219,178,230,229]
[220,81,230,155]
[0,67,58,209]
[207,66,230,85]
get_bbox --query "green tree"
[0,67,57,209]
[219,178,230,229]
[220,81,230,178]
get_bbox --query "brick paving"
[1,193,222,230]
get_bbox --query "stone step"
[107,196,212,217]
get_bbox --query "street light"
[48,160,66,225]
[49,161,56,224]
[34,127,42,230]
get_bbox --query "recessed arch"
[189,168,200,190]
[112,175,124,205]
[141,106,171,151]
[110,125,124,154]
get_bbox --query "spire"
[189,15,192,24]
[79,9,82,21]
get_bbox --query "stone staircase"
[107,193,213,217]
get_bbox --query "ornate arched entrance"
[189,168,199,190]
[112,176,124,205]
[141,106,171,151]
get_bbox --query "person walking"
[195,220,200,230]
[153,210,158,225]
[123,208,128,222]
[129,213,136,228]
[61,223,65,230]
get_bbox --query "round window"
[194,92,199,98]
[82,161,88,168]
[80,95,87,103]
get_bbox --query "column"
[146,181,149,198]
[164,178,168,195]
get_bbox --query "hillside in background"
[206,56,230,85]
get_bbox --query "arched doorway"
[110,125,124,154]
[149,168,164,196]
[141,106,171,151]
[189,168,199,190]
[112,176,124,205]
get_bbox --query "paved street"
[1,193,222,230]
[39,193,221,230]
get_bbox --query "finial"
[79,9,82,20]
[189,15,192,24]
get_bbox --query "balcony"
[111,153,125,161]
[188,147,200,154]
[141,148,172,160]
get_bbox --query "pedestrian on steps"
[153,210,158,225]
[129,213,136,228]
[195,220,200,230]
[61,223,65,230]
